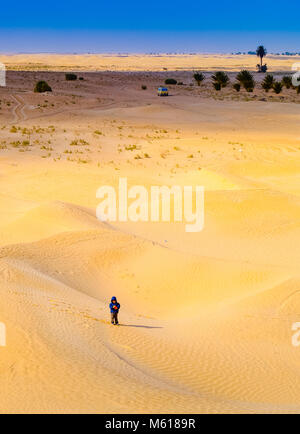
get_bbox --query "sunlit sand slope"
[0,72,299,413]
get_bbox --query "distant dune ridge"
[0,53,299,71]
[0,65,299,413]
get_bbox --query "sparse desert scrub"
[141,85,147,90]
[193,72,205,86]
[233,83,241,92]
[282,76,292,89]
[65,73,77,81]
[70,139,89,146]
[34,81,52,93]
[273,81,283,94]
[124,144,139,151]
[262,74,275,92]
[10,141,30,148]
[213,82,221,91]
[40,145,53,151]
[212,71,230,89]
[165,78,177,85]
[236,70,255,92]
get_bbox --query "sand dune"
[0,68,299,413]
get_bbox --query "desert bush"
[193,72,205,86]
[245,84,254,92]
[233,83,241,92]
[213,82,222,91]
[141,85,147,90]
[256,63,268,73]
[34,81,52,93]
[273,81,283,94]
[262,74,275,92]
[65,73,77,81]
[282,76,292,89]
[212,71,230,88]
[165,78,177,85]
[261,64,268,73]
[79,77,84,81]
[236,70,255,92]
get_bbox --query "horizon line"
[1,51,300,56]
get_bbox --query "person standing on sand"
[110,296,120,325]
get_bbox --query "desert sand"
[1,53,300,72]
[0,58,300,413]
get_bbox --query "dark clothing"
[111,312,119,325]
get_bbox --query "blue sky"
[1,0,300,52]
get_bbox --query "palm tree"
[256,45,267,72]
[193,72,205,86]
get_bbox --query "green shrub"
[245,85,254,92]
[256,63,268,73]
[282,76,292,89]
[213,82,222,91]
[34,81,52,93]
[193,72,205,86]
[212,71,230,88]
[79,77,84,81]
[236,70,255,91]
[262,74,274,92]
[273,81,283,94]
[65,73,77,81]
[233,83,241,92]
[165,78,177,85]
